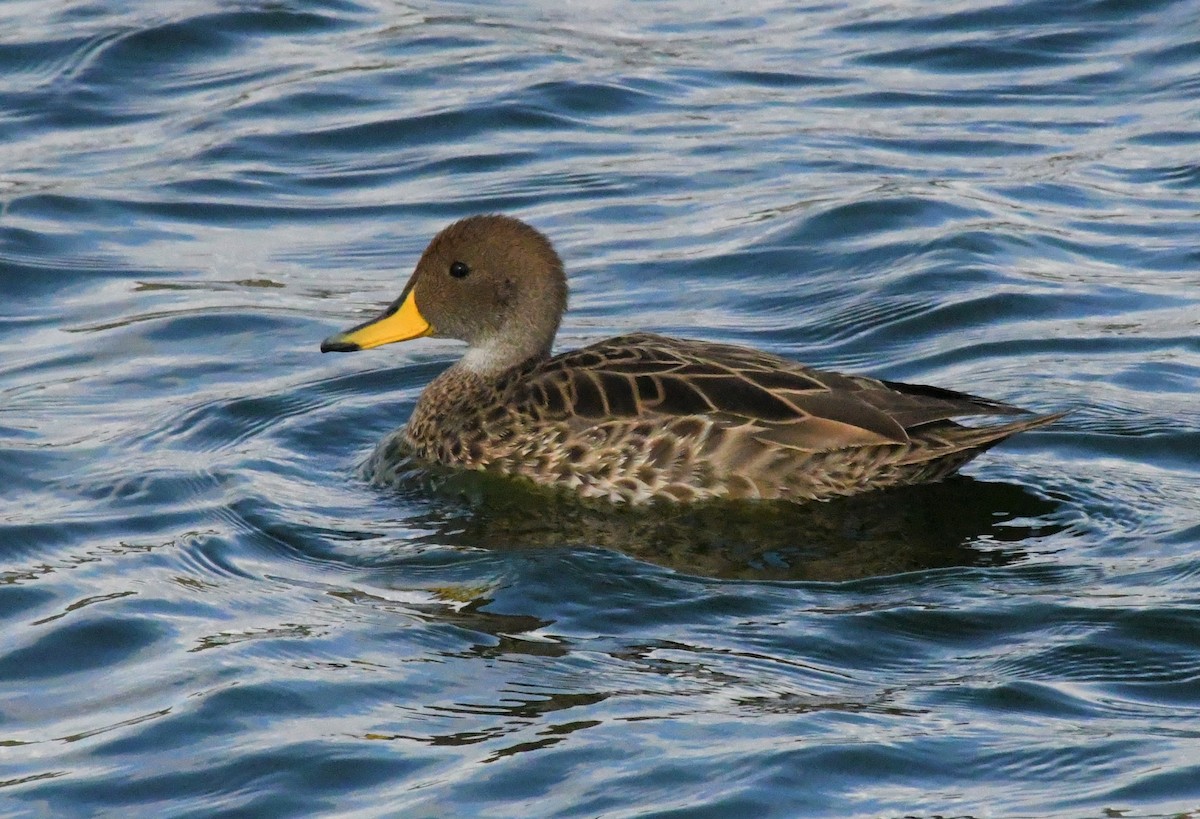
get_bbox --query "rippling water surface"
[3,0,1199,815]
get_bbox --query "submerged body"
[323,216,1060,504]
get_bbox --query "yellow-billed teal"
[321,215,1062,504]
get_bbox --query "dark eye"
[449,261,470,279]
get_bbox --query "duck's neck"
[459,344,525,376]
[457,334,551,377]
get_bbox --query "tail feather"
[899,411,1067,465]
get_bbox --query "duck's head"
[320,215,568,372]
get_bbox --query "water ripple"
[3,0,1200,815]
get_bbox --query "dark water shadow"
[372,463,1064,582]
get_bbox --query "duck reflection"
[372,461,1063,582]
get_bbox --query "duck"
[321,214,1062,504]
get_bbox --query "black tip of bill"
[320,335,360,353]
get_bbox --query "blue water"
[3,0,1199,815]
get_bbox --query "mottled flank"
[329,216,1063,504]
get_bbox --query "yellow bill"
[320,287,432,352]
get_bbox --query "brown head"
[321,215,569,372]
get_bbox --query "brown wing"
[517,333,1028,452]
